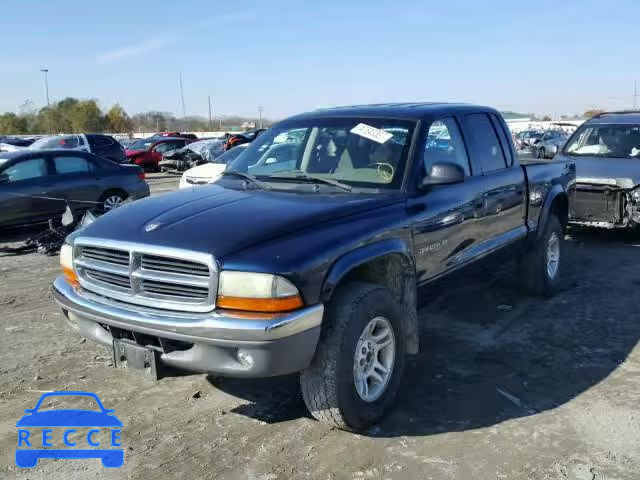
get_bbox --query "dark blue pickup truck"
[53,103,575,431]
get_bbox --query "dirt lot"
[0,174,639,479]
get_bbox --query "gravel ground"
[0,174,638,479]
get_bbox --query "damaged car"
[558,111,640,228]
[159,138,226,173]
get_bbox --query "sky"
[1,0,639,120]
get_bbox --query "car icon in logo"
[16,391,123,468]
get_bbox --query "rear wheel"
[99,190,127,212]
[520,214,564,295]
[300,282,405,431]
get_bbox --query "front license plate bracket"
[113,340,162,380]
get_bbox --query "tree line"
[0,97,269,135]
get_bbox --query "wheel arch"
[537,185,569,237]
[320,239,419,354]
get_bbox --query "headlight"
[217,271,303,312]
[60,243,79,286]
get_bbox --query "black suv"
[86,134,126,163]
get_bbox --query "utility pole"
[634,80,638,110]
[208,96,213,131]
[40,68,52,133]
[179,74,186,130]
[257,106,263,129]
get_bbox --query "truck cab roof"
[290,102,499,121]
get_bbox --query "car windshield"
[29,135,81,150]
[564,124,640,158]
[129,138,156,151]
[227,117,416,191]
[35,394,101,412]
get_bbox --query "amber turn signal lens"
[216,295,303,313]
[62,266,79,287]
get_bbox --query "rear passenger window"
[53,156,93,174]
[464,113,508,173]
[490,114,513,166]
[423,118,470,176]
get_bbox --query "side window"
[423,117,470,176]
[96,136,113,147]
[490,114,513,166]
[2,158,48,182]
[53,156,93,174]
[464,113,508,173]
[154,142,180,153]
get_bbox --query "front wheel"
[100,191,127,212]
[300,282,405,431]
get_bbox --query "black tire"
[99,190,128,212]
[300,282,405,431]
[520,214,564,295]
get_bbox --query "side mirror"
[419,162,465,189]
[264,157,277,164]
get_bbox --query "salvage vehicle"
[533,129,569,159]
[53,103,574,431]
[125,137,192,172]
[558,111,640,228]
[24,134,127,163]
[159,138,227,173]
[178,144,248,188]
[0,149,148,228]
[224,128,266,150]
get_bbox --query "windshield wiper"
[267,172,353,192]
[221,170,271,189]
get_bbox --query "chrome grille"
[81,246,130,266]
[73,239,217,312]
[140,254,209,277]
[141,279,209,299]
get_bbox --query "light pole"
[40,68,51,133]
[257,106,263,129]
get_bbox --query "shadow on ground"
[210,228,640,436]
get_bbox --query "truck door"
[461,113,527,257]
[410,116,486,284]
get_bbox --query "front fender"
[320,238,414,302]
[536,183,568,237]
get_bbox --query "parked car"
[155,132,199,141]
[0,136,42,152]
[514,130,544,150]
[532,129,570,159]
[125,137,192,171]
[0,149,149,229]
[24,134,126,163]
[160,138,227,172]
[178,144,248,187]
[225,128,266,150]
[558,111,640,228]
[53,103,574,432]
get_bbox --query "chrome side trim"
[53,276,324,343]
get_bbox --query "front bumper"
[53,276,323,377]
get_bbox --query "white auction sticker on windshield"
[350,123,393,144]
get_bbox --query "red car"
[125,137,192,172]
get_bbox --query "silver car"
[533,129,570,159]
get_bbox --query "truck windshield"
[226,117,416,190]
[564,124,640,158]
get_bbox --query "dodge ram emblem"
[144,222,161,232]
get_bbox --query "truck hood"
[557,154,640,189]
[76,184,402,258]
